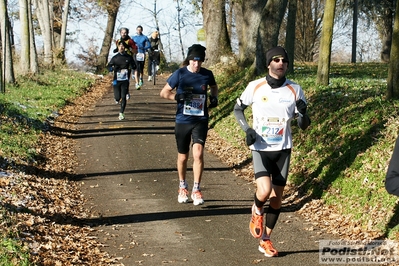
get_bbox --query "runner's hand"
[245,128,257,146]
[296,99,307,114]
[175,92,193,103]
[209,96,218,108]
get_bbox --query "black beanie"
[266,46,289,66]
[186,44,206,62]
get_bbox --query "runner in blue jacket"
[132,25,151,90]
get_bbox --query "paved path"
[74,75,334,266]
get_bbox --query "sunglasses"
[272,58,288,63]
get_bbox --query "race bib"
[183,94,205,116]
[116,69,129,81]
[260,117,285,144]
[136,52,145,61]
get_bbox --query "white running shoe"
[148,76,152,81]
[191,190,204,205]
[178,188,189,203]
[118,113,125,120]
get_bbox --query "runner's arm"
[145,37,151,51]
[297,114,311,130]
[160,83,176,101]
[295,99,311,130]
[106,58,115,72]
[233,98,250,132]
[209,84,218,98]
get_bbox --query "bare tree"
[33,0,53,64]
[295,0,323,62]
[0,0,15,83]
[28,0,38,73]
[95,0,121,73]
[339,0,396,62]
[285,0,297,73]
[387,0,399,99]
[351,0,358,63]
[361,0,395,62]
[160,22,174,62]
[174,0,185,60]
[127,0,164,33]
[58,0,70,63]
[316,0,336,85]
[19,0,30,73]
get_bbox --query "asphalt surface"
[74,74,337,266]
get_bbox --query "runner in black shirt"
[106,40,136,120]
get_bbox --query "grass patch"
[0,236,30,266]
[0,70,96,164]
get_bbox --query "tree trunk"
[233,0,287,74]
[175,0,185,60]
[256,0,288,74]
[202,0,231,66]
[34,0,53,65]
[351,0,358,63]
[380,7,394,62]
[0,0,15,83]
[233,0,266,68]
[19,0,30,74]
[316,0,336,86]
[96,0,120,73]
[387,0,399,99]
[58,0,70,64]
[28,0,38,73]
[285,0,297,73]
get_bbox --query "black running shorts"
[175,120,208,154]
[252,149,291,186]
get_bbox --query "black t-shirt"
[106,52,136,80]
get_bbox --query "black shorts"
[175,120,208,154]
[252,149,291,186]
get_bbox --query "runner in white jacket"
[234,46,310,257]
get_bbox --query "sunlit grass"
[0,70,96,162]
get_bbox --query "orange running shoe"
[249,204,264,238]
[258,239,278,257]
[191,190,204,205]
[178,188,189,203]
